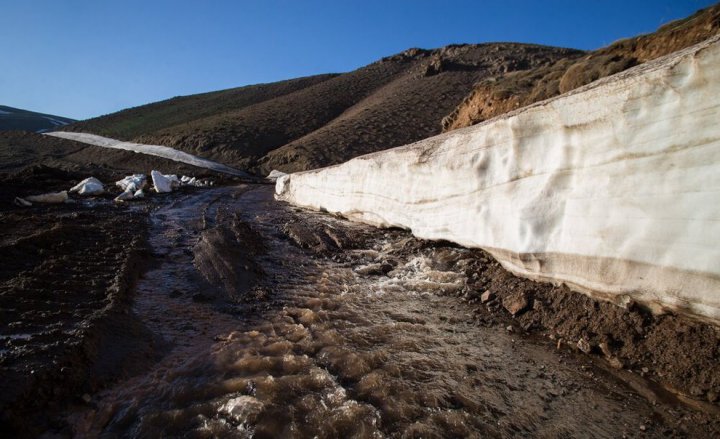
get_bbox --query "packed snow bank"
[14,191,69,206]
[44,132,249,177]
[277,36,720,323]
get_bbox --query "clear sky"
[1,0,716,120]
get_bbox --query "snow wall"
[45,132,249,177]
[276,35,720,324]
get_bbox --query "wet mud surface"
[2,184,719,437]
[0,199,155,435]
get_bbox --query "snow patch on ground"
[277,36,720,323]
[44,132,249,177]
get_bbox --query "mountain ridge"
[0,105,75,133]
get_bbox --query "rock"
[577,338,592,354]
[220,395,264,424]
[356,263,393,276]
[480,290,494,303]
[424,56,445,76]
[502,292,529,316]
[607,357,624,369]
[598,341,613,357]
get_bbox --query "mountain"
[443,3,720,131]
[64,44,582,174]
[61,4,720,176]
[0,105,75,133]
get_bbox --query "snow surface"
[266,170,288,181]
[115,174,147,193]
[151,170,180,193]
[44,132,249,177]
[69,177,104,196]
[22,191,68,204]
[277,36,720,323]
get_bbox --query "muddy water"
[67,185,705,438]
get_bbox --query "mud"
[1,180,718,437]
[0,194,156,436]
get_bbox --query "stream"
[64,185,711,438]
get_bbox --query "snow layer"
[23,191,68,204]
[277,36,720,323]
[44,132,249,177]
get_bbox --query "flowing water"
[65,185,708,438]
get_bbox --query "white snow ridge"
[277,35,720,323]
[44,131,249,177]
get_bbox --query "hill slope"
[443,3,720,131]
[64,44,582,173]
[0,105,75,133]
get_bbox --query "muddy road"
[2,185,719,437]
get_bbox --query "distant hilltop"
[0,105,75,133]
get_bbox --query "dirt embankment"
[443,3,720,131]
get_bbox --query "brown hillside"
[258,44,581,173]
[67,74,337,141]
[443,3,720,131]
[64,44,581,174]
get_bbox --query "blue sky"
[1,0,715,120]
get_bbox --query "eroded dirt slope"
[64,74,337,141]
[443,3,720,130]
